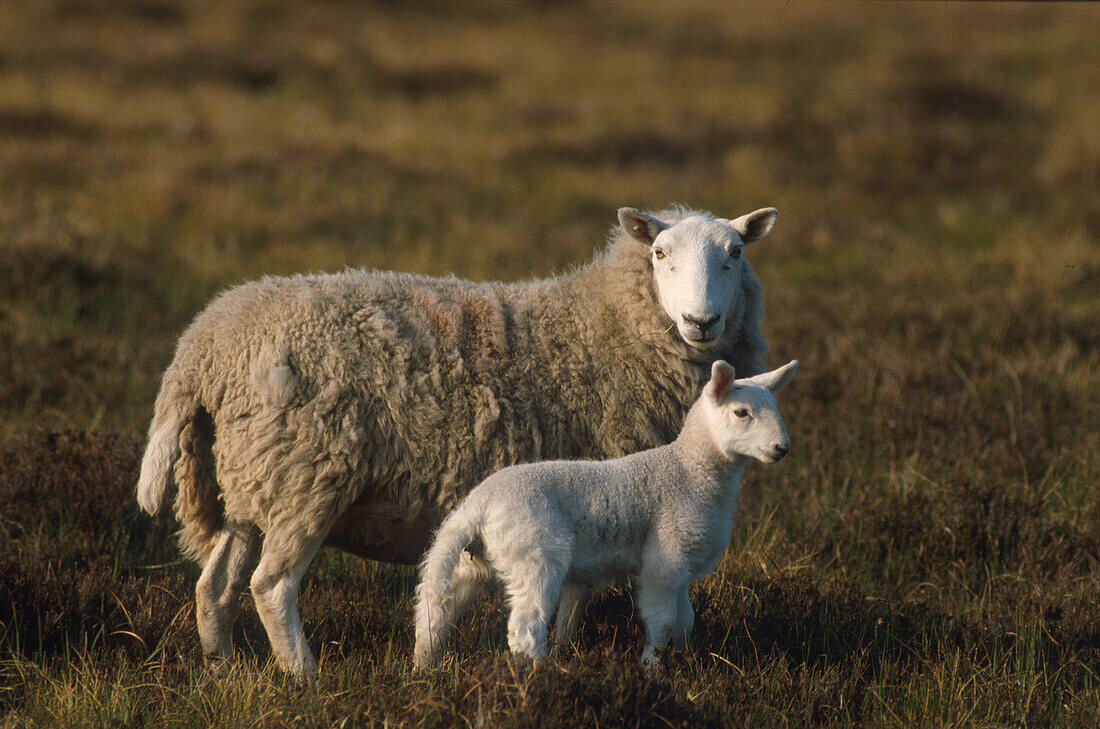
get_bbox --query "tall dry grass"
[1,1,1097,726]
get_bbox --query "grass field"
[1,1,1099,726]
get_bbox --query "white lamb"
[414,358,797,668]
[136,205,779,676]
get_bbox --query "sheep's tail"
[136,374,223,563]
[413,496,486,668]
[136,381,189,515]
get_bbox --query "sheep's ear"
[752,359,798,393]
[618,207,668,244]
[708,360,735,401]
[728,207,778,244]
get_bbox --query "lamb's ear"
[753,359,798,393]
[618,207,668,244]
[729,207,778,244]
[708,360,735,401]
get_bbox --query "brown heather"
[1,1,1098,726]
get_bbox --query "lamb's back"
[482,448,674,545]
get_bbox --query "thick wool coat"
[137,210,768,566]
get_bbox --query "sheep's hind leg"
[249,523,328,677]
[553,580,591,647]
[670,584,694,649]
[450,550,494,623]
[501,555,567,661]
[195,522,262,671]
[413,550,493,669]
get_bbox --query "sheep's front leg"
[195,522,261,670]
[636,567,686,666]
[249,525,328,677]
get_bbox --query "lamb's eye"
[730,247,742,260]
[654,250,666,260]
[734,408,750,418]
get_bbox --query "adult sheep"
[136,205,778,676]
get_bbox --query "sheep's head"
[703,359,797,464]
[619,207,777,350]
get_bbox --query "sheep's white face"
[703,359,797,464]
[618,207,778,350]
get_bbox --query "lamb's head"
[701,359,797,464]
[619,206,778,349]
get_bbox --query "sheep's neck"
[570,239,678,350]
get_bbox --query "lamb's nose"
[682,313,719,333]
[773,444,789,460]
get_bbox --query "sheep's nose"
[682,312,720,334]
[772,444,789,460]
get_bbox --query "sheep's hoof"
[289,661,320,683]
[203,653,235,675]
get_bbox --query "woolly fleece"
[139,208,770,567]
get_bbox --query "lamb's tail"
[413,496,486,668]
[136,375,223,563]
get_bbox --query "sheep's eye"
[730,247,742,260]
[734,408,750,418]
[654,250,666,260]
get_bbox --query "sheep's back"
[170,269,608,528]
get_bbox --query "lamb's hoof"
[549,640,578,660]
[640,647,668,676]
[506,651,539,675]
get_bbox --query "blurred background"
[0,0,1094,434]
[1,2,1098,724]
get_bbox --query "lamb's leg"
[501,555,566,661]
[636,568,685,666]
[553,580,590,646]
[195,522,262,670]
[249,525,328,677]
[670,584,694,649]
[449,550,494,622]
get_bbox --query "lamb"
[414,358,797,667]
[135,205,779,676]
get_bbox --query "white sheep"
[414,358,797,667]
[136,205,779,676]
